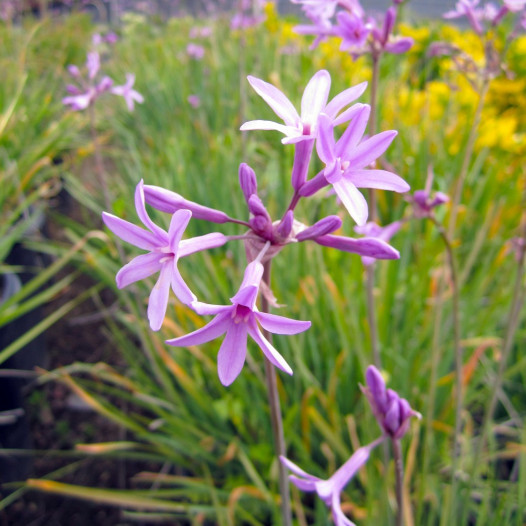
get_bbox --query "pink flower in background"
[188,94,201,108]
[187,43,205,59]
[111,73,144,111]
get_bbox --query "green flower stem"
[262,260,292,526]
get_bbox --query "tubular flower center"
[232,304,253,324]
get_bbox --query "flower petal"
[335,105,371,156]
[347,169,410,193]
[168,209,192,253]
[191,302,232,316]
[135,180,167,241]
[345,130,398,170]
[170,265,196,305]
[147,263,172,331]
[116,252,163,288]
[179,233,228,257]
[247,319,293,375]
[246,76,300,127]
[300,70,331,127]
[102,212,158,251]
[240,120,296,136]
[324,81,367,120]
[217,322,249,386]
[255,312,311,335]
[315,235,400,259]
[280,456,320,481]
[316,113,336,166]
[166,311,231,347]
[333,179,368,226]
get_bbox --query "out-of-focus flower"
[361,366,421,439]
[281,438,384,526]
[111,73,144,111]
[354,221,401,265]
[187,43,205,59]
[102,180,227,331]
[241,70,367,144]
[188,94,201,108]
[167,260,311,385]
[444,0,484,34]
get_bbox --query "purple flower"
[354,221,401,265]
[86,51,100,79]
[281,437,384,526]
[334,11,371,52]
[361,366,421,439]
[166,261,311,385]
[188,94,201,108]
[316,109,409,225]
[411,189,449,218]
[187,43,205,60]
[62,76,113,111]
[111,73,144,111]
[240,70,367,144]
[102,180,227,331]
[444,0,484,34]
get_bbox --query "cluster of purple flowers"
[63,33,143,112]
[282,365,420,525]
[292,0,413,58]
[103,70,411,386]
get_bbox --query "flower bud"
[296,215,342,241]
[239,163,257,203]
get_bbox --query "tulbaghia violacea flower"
[444,0,484,34]
[240,70,367,144]
[411,189,449,218]
[102,180,227,331]
[315,109,409,225]
[335,10,371,51]
[187,43,205,59]
[281,437,384,526]
[361,366,421,439]
[354,221,401,265]
[111,73,144,111]
[188,94,201,108]
[62,76,113,111]
[166,261,311,385]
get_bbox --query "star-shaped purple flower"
[316,108,410,225]
[166,260,311,386]
[240,70,367,144]
[111,73,144,112]
[102,180,227,331]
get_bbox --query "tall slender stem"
[447,78,490,238]
[392,438,405,526]
[431,217,462,518]
[261,261,292,526]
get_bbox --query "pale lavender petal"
[170,265,196,305]
[331,492,356,526]
[86,51,100,79]
[116,252,163,288]
[246,76,300,127]
[300,70,331,127]
[280,456,320,481]
[333,179,369,226]
[191,301,232,316]
[315,235,400,259]
[144,185,230,224]
[345,130,398,170]
[316,113,336,166]
[290,476,319,492]
[332,102,366,126]
[230,261,264,309]
[166,311,231,346]
[347,169,410,193]
[179,233,228,257]
[324,81,367,119]
[255,312,311,335]
[282,134,315,145]
[248,319,293,375]
[217,322,248,386]
[102,212,158,251]
[335,105,371,156]
[168,209,192,253]
[385,37,414,54]
[135,180,167,241]
[147,263,172,331]
[240,120,295,136]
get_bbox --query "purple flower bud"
[96,76,114,94]
[67,65,80,78]
[382,7,397,44]
[276,211,294,239]
[239,163,258,203]
[296,215,342,241]
[385,37,414,54]
[65,84,82,95]
[248,194,270,220]
[105,31,118,44]
[86,51,100,80]
[143,184,231,223]
[315,234,400,260]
